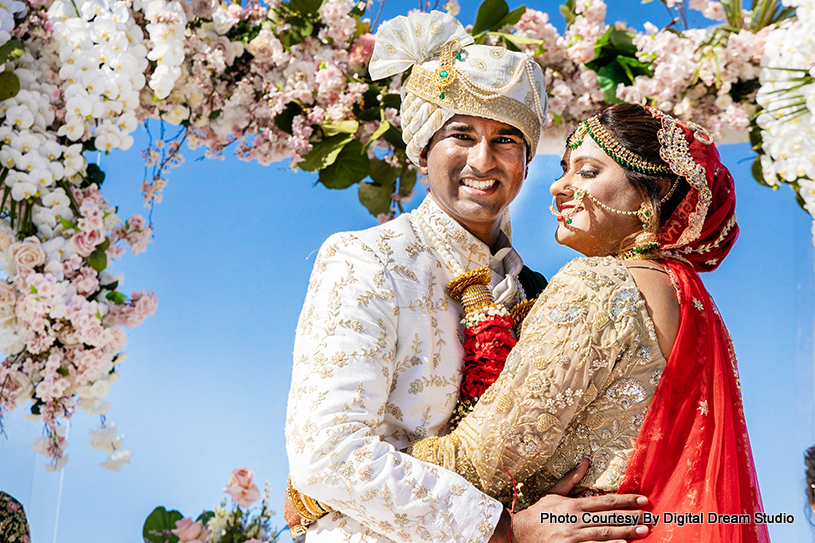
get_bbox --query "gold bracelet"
[302,492,332,517]
[287,477,320,522]
[289,523,309,537]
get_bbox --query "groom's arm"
[285,233,503,542]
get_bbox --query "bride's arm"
[409,257,649,501]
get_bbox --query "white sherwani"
[285,196,526,542]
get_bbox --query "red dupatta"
[617,109,769,542]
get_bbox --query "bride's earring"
[630,202,660,256]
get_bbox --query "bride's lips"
[556,202,582,221]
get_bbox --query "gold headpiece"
[567,116,673,175]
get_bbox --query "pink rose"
[211,36,236,66]
[9,237,46,271]
[248,30,284,65]
[191,0,219,19]
[70,228,106,257]
[171,517,211,543]
[223,467,261,507]
[0,282,16,306]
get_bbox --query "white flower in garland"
[757,3,815,205]
[144,0,188,99]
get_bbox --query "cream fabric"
[285,196,528,542]
[410,257,668,508]
[369,11,548,164]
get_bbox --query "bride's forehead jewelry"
[567,116,673,175]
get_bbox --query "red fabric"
[618,110,766,542]
[651,108,740,273]
[618,259,769,542]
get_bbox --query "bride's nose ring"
[550,187,585,224]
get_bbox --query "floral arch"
[0,0,811,473]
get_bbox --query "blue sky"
[0,1,813,542]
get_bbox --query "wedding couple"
[285,10,768,543]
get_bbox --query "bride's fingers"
[547,458,590,496]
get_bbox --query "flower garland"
[452,302,517,425]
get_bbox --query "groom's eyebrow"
[441,123,475,133]
[497,126,524,138]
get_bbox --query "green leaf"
[195,511,215,527]
[0,39,24,64]
[318,140,370,189]
[369,158,399,186]
[398,166,417,198]
[273,102,303,135]
[383,125,406,150]
[86,163,106,186]
[101,281,119,291]
[494,6,526,29]
[560,2,576,25]
[358,181,394,216]
[322,120,359,136]
[143,507,184,543]
[289,0,323,16]
[365,121,391,149]
[60,218,77,231]
[106,291,127,305]
[381,94,401,109]
[57,367,70,377]
[596,62,626,104]
[488,32,545,45]
[473,0,510,35]
[298,133,355,172]
[0,71,19,102]
[89,248,107,273]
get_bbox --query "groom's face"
[420,115,527,242]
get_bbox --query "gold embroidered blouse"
[409,256,668,508]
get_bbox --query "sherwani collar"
[414,195,523,279]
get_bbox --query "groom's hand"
[491,460,651,543]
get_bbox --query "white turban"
[369,11,548,165]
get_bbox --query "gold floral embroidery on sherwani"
[409,256,667,508]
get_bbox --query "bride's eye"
[578,170,598,178]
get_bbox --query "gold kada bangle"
[286,476,333,537]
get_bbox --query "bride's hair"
[595,103,687,230]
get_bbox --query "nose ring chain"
[550,186,654,225]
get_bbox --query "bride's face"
[550,137,644,257]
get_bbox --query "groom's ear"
[418,146,429,174]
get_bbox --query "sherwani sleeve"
[285,233,503,542]
[409,258,646,503]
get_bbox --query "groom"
[285,11,648,543]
